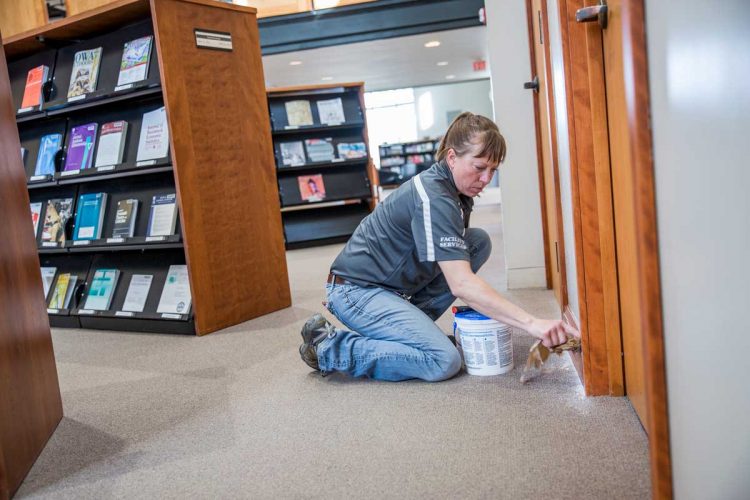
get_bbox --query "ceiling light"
[424,40,441,48]
[321,76,333,81]
[445,74,456,80]
[437,61,449,66]
[289,60,302,66]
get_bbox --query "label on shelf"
[41,242,58,247]
[73,240,91,246]
[60,169,80,177]
[136,160,157,167]
[96,165,116,172]
[29,175,47,182]
[161,313,181,319]
[114,83,134,92]
[145,236,166,242]
[68,94,86,103]
[17,106,33,114]
[331,158,345,163]
[284,125,299,130]
[47,308,59,314]
[78,309,94,315]
[106,237,126,244]
[115,311,135,317]
[326,122,343,127]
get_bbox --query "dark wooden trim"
[620,1,672,497]
[525,0,552,291]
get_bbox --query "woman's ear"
[446,148,456,169]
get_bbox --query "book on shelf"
[112,199,139,238]
[121,274,153,313]
[64,123,98,171]
[279,141,306,166]
[30,202,42,237]
[83,269,120,311]
[337,142,367,159]
[20,65,49,109]
[380,144,404,156]
[157,265,191,314]
[48,273,78,309]
[117,35,153,87]
[94,120,128,167]
[21,147,27,163]
[136,107,169,162]
[284,100,313,127]
[67,47,103,98]
[304,138,335,163]
[34,133,62,176]
[380,157,406,167]
[316,98,345,126]
[73,192,107,241]
[297,174,326,202]
[147,193,177,237]
[40,267,57,298]
[41,198,74,244]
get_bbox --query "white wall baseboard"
[506,267,547,289]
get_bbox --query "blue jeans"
[318,228,492,382]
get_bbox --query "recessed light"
[437,61,449,66]
[321,76,333,81]
[445,74,456,80]
[424,40,441,48]
[289,60,302,66]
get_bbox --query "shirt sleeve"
[411,186,470,263]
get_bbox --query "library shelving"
[378,138,440,187]
[267,82,379,248]
[4,0,291,335]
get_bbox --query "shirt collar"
[435,159,458,192]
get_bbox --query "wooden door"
[530,0,564,306]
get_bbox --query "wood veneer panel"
[618,0,672,496]
[151,0,290,335]
[0,40,62,500]
[0,0,48,40]
[3,0,150,59]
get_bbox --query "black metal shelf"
[39,236,182,254]
[27,162,172,188]
[271,121,365,136]
[276,157,368,173]
[280,196,371,211]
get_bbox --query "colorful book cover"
[117,36,153,86]
[48,273,70,309]
[73,192,107,240]
[21,65,48,109]
[41,198,74,243]
[94,120,128,167]
[34,133,62,176]
[304,138,335,162]
[298,174,326,202]
[64,123,98,171]
[83,269,120,311]
[30,202,42,237]
[284,100,314,127]
[147,194,177,237]
[337,142,368,159]
[136,107,169,161]
[67,47,102,98]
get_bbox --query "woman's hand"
[528,318,580,348]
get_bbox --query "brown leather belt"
[327,273,348,286]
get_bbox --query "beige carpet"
[16,200,650,499]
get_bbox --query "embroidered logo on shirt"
[439,236,467,249]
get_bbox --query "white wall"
[413,79,493,139]
[546,0,578,320]
[646,1,750,498]
[484,1,546,289]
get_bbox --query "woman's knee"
[466,228,492,271]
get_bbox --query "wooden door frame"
[527,1,672,497]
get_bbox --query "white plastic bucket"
[454,310,513,376]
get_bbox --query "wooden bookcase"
[377,137,440,187]
[3,0,291,335]
[267,82,379,248]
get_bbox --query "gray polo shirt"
[330,160,474,295]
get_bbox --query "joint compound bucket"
[454,310,513,376]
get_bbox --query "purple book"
[64,122,98,171]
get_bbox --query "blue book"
[34,133,63,176]
[73,192,107,240]
[83,269,120,311]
